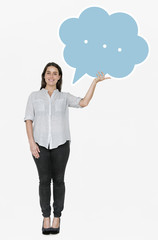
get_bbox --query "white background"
[0,0,157,239]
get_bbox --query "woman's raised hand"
[95,71,111,83]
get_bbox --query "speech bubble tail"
[72,69,85,84]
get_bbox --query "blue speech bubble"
[59,7,149,84]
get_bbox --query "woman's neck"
[44,86,57,92]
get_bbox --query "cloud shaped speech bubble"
[59,6,149,84]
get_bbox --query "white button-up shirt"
[24,88,83,149]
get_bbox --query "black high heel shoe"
[50,218,60,234]
[42,217,51,235]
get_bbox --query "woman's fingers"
[96,71,111,81]
[34,143,40,157]
[30,142,40,159]
[35,147,40,158]
[98,71,102,77]
[34,149,40,159]
[101,71,105,76]
[98,71,105,77]
[98,71,109,78]
[31,146,40,159]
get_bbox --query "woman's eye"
[47,73,57,75]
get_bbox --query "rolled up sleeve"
[66,92,84,108]
[24,93,35,122]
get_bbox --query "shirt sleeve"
[24,92,35,122]
[66,92,84,108]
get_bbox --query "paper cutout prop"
[59,7,149,83]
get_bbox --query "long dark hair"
[40,62,63,92]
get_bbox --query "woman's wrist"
[29,139,35,145]
[93,78,98,84]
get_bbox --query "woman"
[24,62,111,234]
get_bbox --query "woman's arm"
[25,120,35,144]
[79,72,111,107]
[25,120,40,158]
[79,79,97,107]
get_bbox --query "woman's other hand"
[30,141,40,159]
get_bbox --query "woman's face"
[44,66,61,87]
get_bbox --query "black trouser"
[32,140,70,218]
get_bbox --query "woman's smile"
[48,79,55,82]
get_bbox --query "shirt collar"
[41,88,59,93]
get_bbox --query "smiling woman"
[24,61,110,234]
[24,62,86,234]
